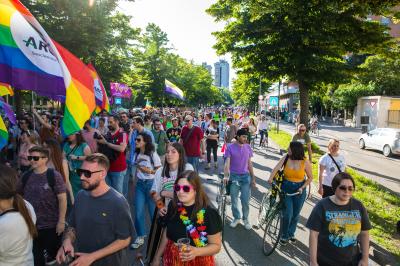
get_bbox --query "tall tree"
[207,0,394,125]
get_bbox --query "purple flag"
[110,83,132,98]
[0,97,16,125]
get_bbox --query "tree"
[207,0,394,125]
[232,72,270,110]
[332,81,376,112]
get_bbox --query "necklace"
[178,203,208,247]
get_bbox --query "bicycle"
[217,174,228,240]
[260,182,300,256]
[259,129,269,148]
[310,122,319,136]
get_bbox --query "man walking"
[56,153,134,266]
[151,118,169,164]
[292,123,313,162]
[166,117,181,143]
[19,146,67,266]
[223,129,256,230]
[224,117,237,144]
[180,115,203,172]
[97,115,128,194]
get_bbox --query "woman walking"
[0,164,37,265]
[307,172,371,266]
[318,139,346,198]
[269,141,313,244]
[205,119,219,170]
[63,132,91,196]
[132,132,162,249]
[151,171,222,266]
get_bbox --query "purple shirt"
[225,143,253,175]
[18,170,66,229]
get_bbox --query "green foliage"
[232,73,270,108]
[207,0,395,124]
[333,82,376,110]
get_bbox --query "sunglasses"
[338,185,354,192]
[135,138,142,142]
[76,169,103,178]
[28,156,46,161]
[174,184,194,193]
[299,129,306,132]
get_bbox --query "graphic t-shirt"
[306,197,371,265]
[292,133,311,145]
[134,152,162,180]
[166,127,181,143]
[319,153,346,187]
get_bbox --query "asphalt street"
[275,120,400,195]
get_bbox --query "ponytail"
[13,194,37,238]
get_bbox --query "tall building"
[214,59,230,88]
[201,62,212,75]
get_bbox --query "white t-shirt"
[134,152,162,180]
[0,200,36,266]
[319,153,346,186]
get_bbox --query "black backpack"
[21,168,56,194]
[98,131,122,162]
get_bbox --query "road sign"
[269,96,278,107]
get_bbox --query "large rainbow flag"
[0,114,8,150]
[0,0,95,136]
[88,63,110,113]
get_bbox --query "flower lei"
[178,203,208,247]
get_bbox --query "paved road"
[275,120,400,195]
[129,141,380,265]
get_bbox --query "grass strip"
[268,128,400,260]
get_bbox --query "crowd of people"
[0,106,371,266]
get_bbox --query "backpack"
[21,168,56,195]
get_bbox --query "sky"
[117,0,232,74]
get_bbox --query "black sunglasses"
[338,185,354,192]
[174,184,193,193]
[135,138,142,142]
[27,156,46,161]
[76,169,103,178]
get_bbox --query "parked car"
[359,128,400,157]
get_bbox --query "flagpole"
[31,91,36,131]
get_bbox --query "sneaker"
[279,239,288,246]
[244,220,252,230]
[205,163,211,170]
[214,162,218,169]
[131,236,145,249]
[230,219,241,228]
[289,237,297,243]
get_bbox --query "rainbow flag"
[0,96,16,125]
[0,114,8,150]
[87,64,110,113]
[145,99,152,109]
[0,82,13,96]
[165,79,185,100]
[0,0,95,136]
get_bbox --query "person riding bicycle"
[310,115,319,133]
[257,115,269,146]
[268,141,313,245]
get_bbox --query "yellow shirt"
[283,159,306,182]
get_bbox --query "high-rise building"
[214,59,230,88]
[202,62,212,75]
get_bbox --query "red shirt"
[109,129,128,172]
[180,125,203,157]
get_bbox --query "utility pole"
[277,80,281,133]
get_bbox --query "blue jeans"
[134,179,156,237]
[187,156,199,172]
[123,165,136,198]
[281,179,306,240]
[106,170,127,194]
[229,173,251,220]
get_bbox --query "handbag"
[328,154,342,173]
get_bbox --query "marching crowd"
[0,106,371,266]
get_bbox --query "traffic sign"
[258,95,264,100]
[269,96,278,107]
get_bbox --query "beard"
[108,125,115,131]
[81,179,101,191]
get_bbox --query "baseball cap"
[185,115,193,121]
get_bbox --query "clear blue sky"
[118,0,232,72]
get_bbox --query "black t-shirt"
[306,197,371,265]
[165,203,222,246]
[205,127,220,144]
[68,188,134,266]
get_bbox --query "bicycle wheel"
[262,210,283,256]
[257,190,273,228]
